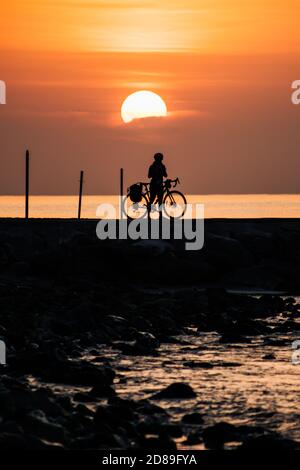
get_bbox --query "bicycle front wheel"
[163,191,187,219]
[123,194,148,220]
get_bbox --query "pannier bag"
[165,179,172,189]
[129,184,142,203]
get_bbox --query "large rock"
[151,383,196,400]
[202,422,239,449]
[25,409,66,442]
[7,387,64,418]
[114,331,159,356]
[203,233,253,270]
[181,413,204,425]
[89,384,116,398]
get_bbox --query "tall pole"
[120,167,124,219]
[25,149,29,219]
[78,170,84,219]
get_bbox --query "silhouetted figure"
[148,153,167,206]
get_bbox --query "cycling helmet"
[154,152,164,162]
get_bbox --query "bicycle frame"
[138,178,180,207]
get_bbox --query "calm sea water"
[0,194,300,218]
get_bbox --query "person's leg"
[157,185,163,207]
[156,185,164,221]
[150,182,158,205]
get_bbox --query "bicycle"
[124,178,187,219]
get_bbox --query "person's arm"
[148,165,153,178]
[163,165,167,177]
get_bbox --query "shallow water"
[28,312,300,449]
[94,326,300,449]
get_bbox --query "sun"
[121,90,167,123]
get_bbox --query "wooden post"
[78,170,84,219]
[25,149,29,219]
[120,167,124,218]
[120,168,124,198]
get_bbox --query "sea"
[0,194,300,218]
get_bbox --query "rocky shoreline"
[1,217,300,291]
[0,218,300,450]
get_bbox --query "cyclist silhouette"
[148,153,167,206]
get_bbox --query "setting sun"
[121,90,167,123]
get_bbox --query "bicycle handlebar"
[149,178,180,186]
[129,178,181,191]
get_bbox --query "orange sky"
[0,1,300,194]
[2,1,300,53]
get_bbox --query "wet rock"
[257,295,286,316]
[203,422,239,449]
[89,384,116,398]
[135,400,169,417]
[241,434,299,450]
[183,361,214,369]
[46,361,115,387]
[115,331,159,356]
[114,341,148,356]
[184,432,202,446]
[160,424,183,438]
[56,395,73,411]
[74,404,94,417]
[104,315,131,338]
[264,337,289,347]
[6,387,64,418]
[219,330,251,343]
[138,418,165,436]
[181,413,204,425]
[217,361,242,368]
[152,383,196,400]
[183,360,241,369]
[136,331,159,349]
[94,404,136,428]
[73,392,96,403]
[25,409,66,442]
[263,353,276,360]
[67,410,93,431]
[107,396,138,408]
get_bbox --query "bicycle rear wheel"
[163,191,187,219]
[124,194,148,219]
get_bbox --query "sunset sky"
[0,0,300,194]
